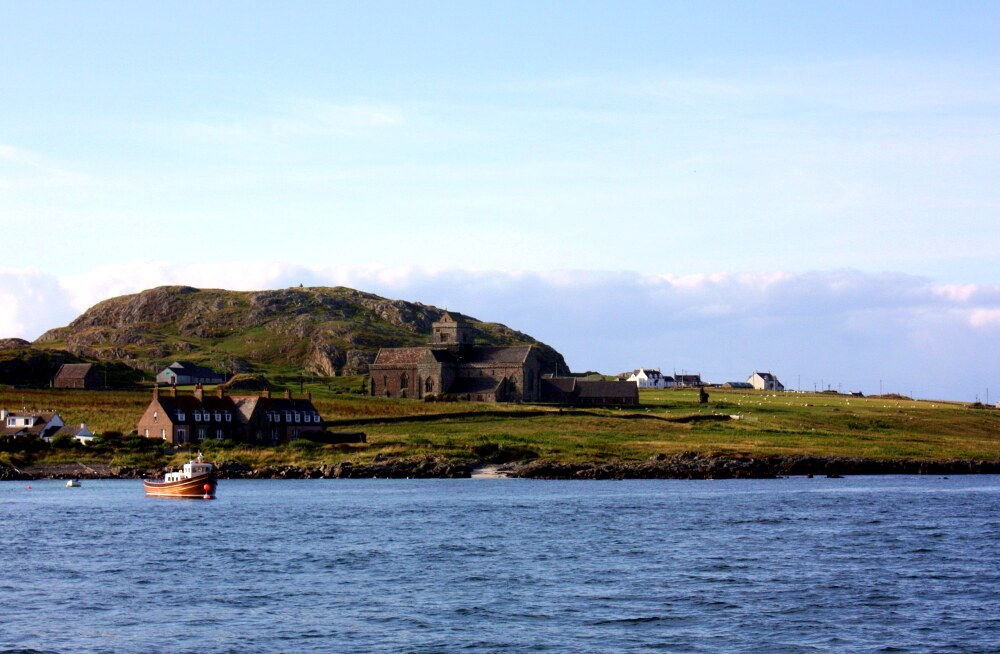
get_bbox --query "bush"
[50,434,79,449]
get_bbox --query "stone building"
[53,363,103,389]
[539,376,639,407]
[369,313,544,402]
[137,385,323,446]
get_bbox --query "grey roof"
[54,363,94,380]
[448,377,502,394]
[575,380,638,398]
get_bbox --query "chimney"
[152,385,159,400]
[217,385,225,399]
[284,389,292,400]
[262,388,271,399]
[306,390,312,402]
[170,385,177,398]
[194,384,203,401]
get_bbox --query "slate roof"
[54,363,94,380]
[541,377,577,393]
[372,348,430,365]
[459,346,532,364]
[576,380,638,399]
[448,377,503,394]
[165,361,223,378]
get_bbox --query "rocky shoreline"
[3,453,1000,481]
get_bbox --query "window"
[153,411,158,423]
[285,412,292,422]
[194,412,201,422]
[400,373,409,389]
[214,412,221,422]
[425,378,433,393]
[177,411,186,421]
[382,375,388,390]
[177,428,186,442]
[144,429,149,438]
[224,412,231,422]
[161,428,166,439]
[294,412,301,423]
[216,429,224,440]
[197,427,206,440]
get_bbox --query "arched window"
[400,373,409,389]
[425,378,434,393]
[383,375,388,390]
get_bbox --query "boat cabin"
[164,459,214,483]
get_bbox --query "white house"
[748,371,784,391]
[1,408,65,439]
[626,368,673,388]
[53,423,96,445]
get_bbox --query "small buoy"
[204,484,211,492]
[26,485,32,490]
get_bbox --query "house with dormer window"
[136,384,323,445]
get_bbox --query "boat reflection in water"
[144,453,217,499]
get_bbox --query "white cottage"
[748,371,784,391]
[626,368,673,389]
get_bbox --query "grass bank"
[2,385,998,470]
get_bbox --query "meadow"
[2,382,998,470]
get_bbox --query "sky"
[1,1,998,401]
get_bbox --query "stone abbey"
[369,313,544,402]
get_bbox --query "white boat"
[66,479,81,487]
[144,453,217,499]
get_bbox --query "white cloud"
[0,263,996,401]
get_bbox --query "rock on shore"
[3,453,998,481]
[502,452,1000,479]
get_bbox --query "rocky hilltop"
[34,286,569,377]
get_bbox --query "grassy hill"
[28,285,569,381]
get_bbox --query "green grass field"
[2,383,998,469]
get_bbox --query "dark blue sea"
[1,476,998,653]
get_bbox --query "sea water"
[0,476,997,653]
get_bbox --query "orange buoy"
[204,483,211,492]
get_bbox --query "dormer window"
[194,413,201,422]
[294,412,301,423]
[177,411,186,421]
[214,412,221,422]
[285,412,292,422]
[224,412,231,422]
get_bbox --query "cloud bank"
[2,262,997,402]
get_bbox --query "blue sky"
[1,1,998,401]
